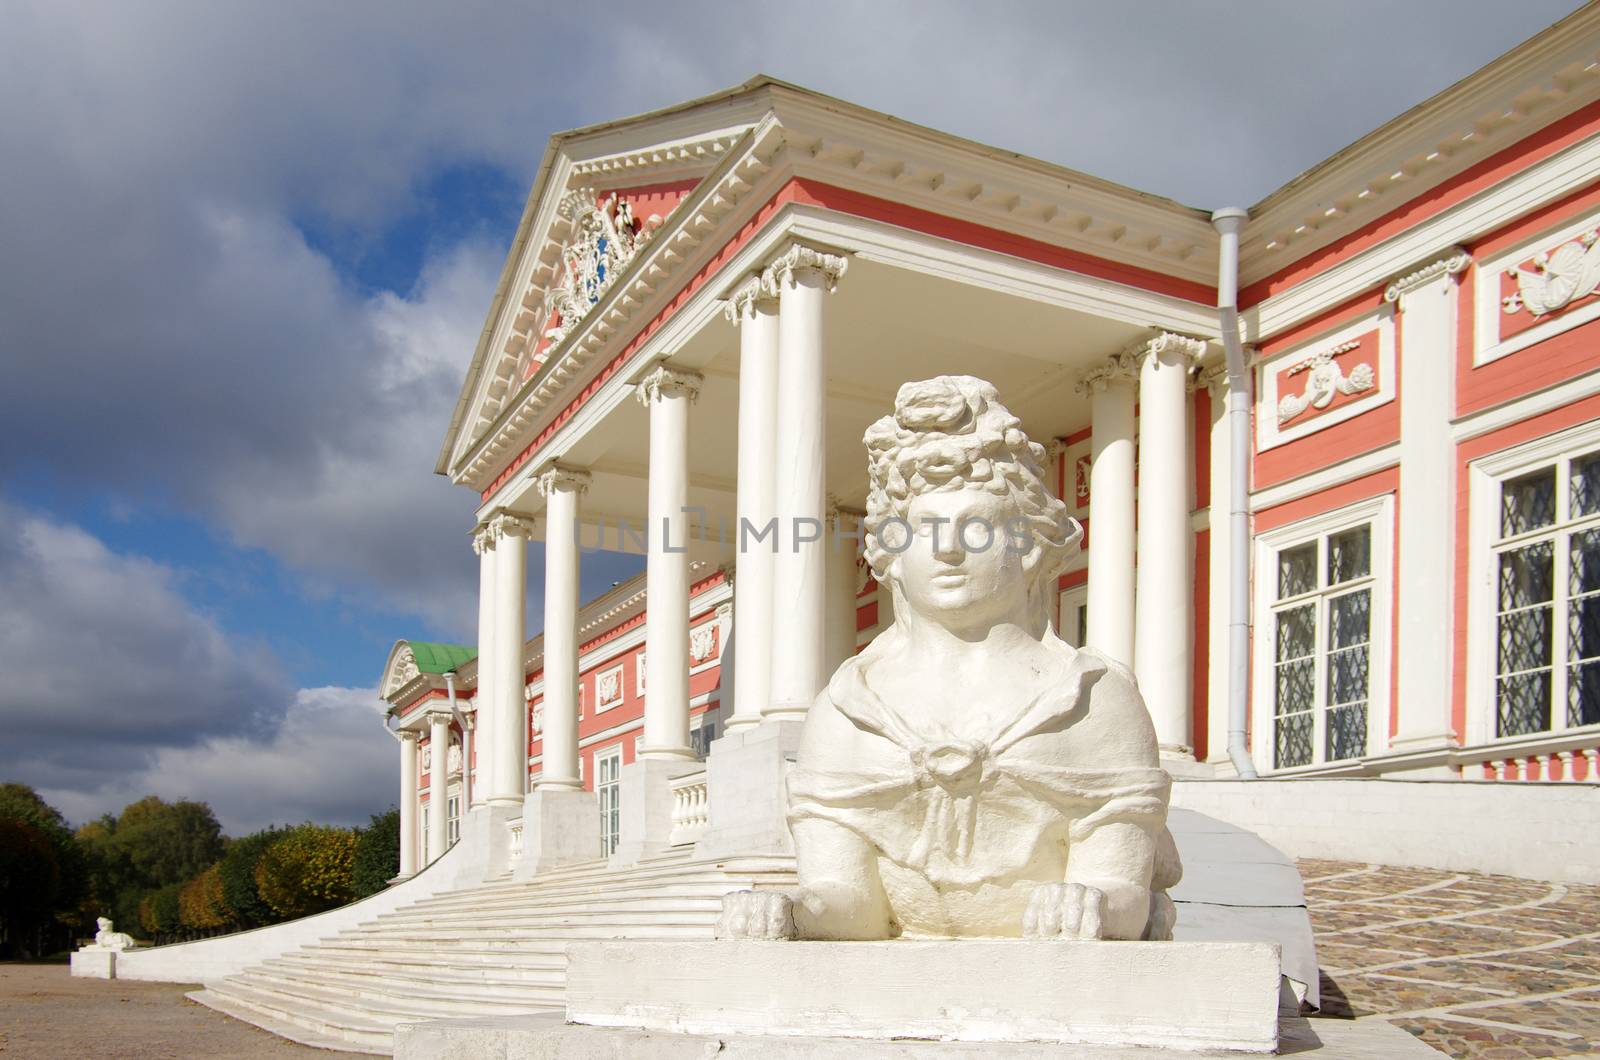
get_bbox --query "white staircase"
[188,850,796,1054]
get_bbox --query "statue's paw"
[1023,882,1107,940]
[715,889,797,940]
[1143,891,1177,941]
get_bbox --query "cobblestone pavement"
[1303,859,1600,1058]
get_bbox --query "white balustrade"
[668,770,709,847]
[508,819,524,863]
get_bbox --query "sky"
[0,0,1584,833]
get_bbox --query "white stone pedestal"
[614,758,701,865]
[70,948,117,978]
[514,787,600,879]
[695,719,803,858]
[563,939,1281,1053]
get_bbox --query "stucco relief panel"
[1476,205,1600,366]
[1256,305,1395,452]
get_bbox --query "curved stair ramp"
[186,850,797,1054]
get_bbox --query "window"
[596,745,622,857]
[635,650,647,696]
[1058,585,1087,648]
[1490,449,1600,738]
[690,714,718,758]
[1254,497,1391,772]
[447,786,462,846]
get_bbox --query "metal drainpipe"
[1211,207,1259,779]
[443,671,471,808]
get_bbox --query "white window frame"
[1058,584,1088,648]
[635,650,647,696]
[595,744,623,857]
[1466,418,1600,746]
[447,783,462,846]
[1251,494,1394,774]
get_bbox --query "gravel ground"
[0,963,325,1058]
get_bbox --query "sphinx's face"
[892,486,1031,632]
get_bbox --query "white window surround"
[1473,204,1600,367]
[1465,417,1600,747]
[596,744,623,858]
[1250,493,1395,775]
[1254,304,1396,452]
[1058,584,1088,649]
[595,662,624,713]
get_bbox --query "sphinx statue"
[721,375,1180,942]
[91,917,137,951]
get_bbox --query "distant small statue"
[92,917,136,950]
[719,376,1180,942]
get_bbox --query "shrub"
[253,825,357,920]
[351,807,399,898]
[178,864,228,933]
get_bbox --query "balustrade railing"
[669,769,709,846]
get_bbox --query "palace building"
[376,11,1600,883]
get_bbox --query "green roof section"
[407,642,477,674]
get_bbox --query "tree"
[78,795,225,933]
[139,882,183,943]
[351,807,399,898]
[217,827,283,929]
[178,864,229,935]
[0,784,88,956]
[254,825,357,920]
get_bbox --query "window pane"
[1327,702,1367,761]
[1573,452,1600,518]
[1328,590,1371,651]
[1277,543,1317,599]
[1572,529,1600,597]
[1501,467,1556,537]
[1497,671,1551,737]
[1499,542,1554,612]
[1275,658,1314,717]
[1569,660,1600,728]
[1328,646,1369,706]
[1327,526,1371,585]
[1498,606,1552,674]
[1274,711,1313,769]
[1276,604,1315,662]
[1569,590,1600,664]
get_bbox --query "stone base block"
[70,948,116,978]
[563,939,1281,1053]
[696,719,803,858]
[614,758,701,865]
[514,786,599,879]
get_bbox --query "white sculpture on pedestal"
[721,376,1179,942]
[91,917,137,950]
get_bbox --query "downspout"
[443,672,471,809]
[1211,207,1259,779]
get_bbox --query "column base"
[696,719,804,859]
[614,757,703,865]
[513,787,600,880]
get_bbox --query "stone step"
[353,902,727,933]
[363,884,756,923]
[226,969,555,1028]
[237,966,562,1015]
[279,947,566,974]
[192,982,394,1052]
[262,953,566,991]
[391,863,794,914]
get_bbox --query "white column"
[488,512,534,804]
[826,502,863,674]
[397,730,419,877]
[426,710,452,862]
[1077,352,1138,668]
[766,245,848,720]
[471,524,497,807]
[1387,251,1469,758]
[1134,332,1205,758]
[536,466,590,789]
[727,276,780,732]
[637,364,703,760]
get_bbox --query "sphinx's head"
[863,376,1081,636]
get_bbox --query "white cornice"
[1241,6,1600,285]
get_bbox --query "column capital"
[471,522,495,555]
[635,363,703,405]
[1130,330,1209,370]
[714,599,734,621]
[1384,248,1470,302]
[398,729,420,744]
[487,510,536,541]
[723,272,779,324]
[1191,360,1232,396]
[425,709,454,728]
[763,243,849,293]
[535,464,592,498]
[1074,349,1140,395]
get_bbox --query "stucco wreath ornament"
[718,375,1181,944]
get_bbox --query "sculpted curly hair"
[862,376,1081,592]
